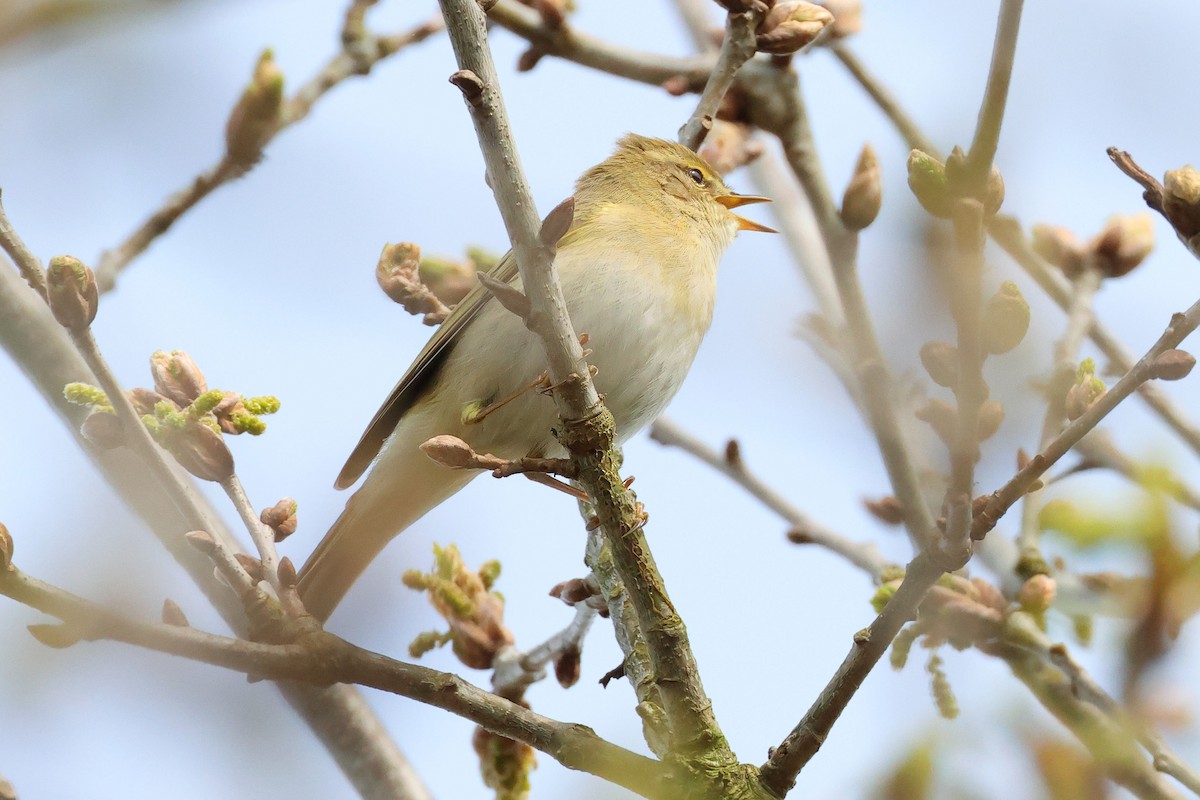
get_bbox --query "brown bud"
[554,646,582,688]
[534,0,566,28]
[915,398,958,447]
[1088,214,1154,278]
[128,388,171,415]
[169,422,235,482]
[162,598,190,627]
[150,350,207,406]
[1031,224,1085,277]
[1163,165,1200,242]
[971,578,1007,613]
[420,435,476,469]
[261,497,299,541]
[1018,574,1057,613]
[756,2,834,55]
[27,623,83,649]
[840,143,882,231]
[225,49,283,166]
[549,578,595,605]
[0,522,11,570]
[976,400,1005,442]
[662,75,691,96]
[185,530,217,554]
[982,281,1031,355]
[46,255,98,331]
[907,149,952,219]
[919,341,958,388]
[277,556,298,588]
[863,496,904,525]
[80,410,125,449]
[516,46,546,72]
[1149,349,1196,381]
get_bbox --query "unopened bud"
[982,281,1031,355]
[162,598,190,627]
[277,556,298,588]
[907,150,952,219]
[261,497,298,541]
[554,646,582,688]
[234,553,265,583]
[915,398,958,447]
[150,350,207,406]
[421,435,476,468]
[863,496,904,525]
[1018,574,1057,614]
[225,49,284,166]
[1031,224,1085,277]
[169,422,235,482]
[919,340,958,388]
[534,0,567,28]
[1149,349,1196,381]
[756,2,834,55]
[185,530,217,554]
[840,143,882,231]
[1163,165,1200,246]
[516,46,546,72]
[80,410,125,449]
[27,623,83,649]
[977,400,1005,441]
[46,255,98,331]
[1088,214,1154,278]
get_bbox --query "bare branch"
[650,417,890,578]
[678,9,761,151]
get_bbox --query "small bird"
[298,134,774,621]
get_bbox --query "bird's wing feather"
[334,250,521,489]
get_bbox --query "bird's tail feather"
[298,437,475,623]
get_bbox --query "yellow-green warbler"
[298,134,774,621]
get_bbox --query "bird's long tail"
[297,430,476,623]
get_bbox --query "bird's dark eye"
[687,167,705,185]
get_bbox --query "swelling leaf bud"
[225,49,284,166]
[1089,214,1154,278]
[915,398,958,448]
[80,410,125,449]
[150,350,208,406]
[1031,224,1084,277]
[27,623,83,649]
[818,0,862,40]
[982,281,1031,355]
[554,646,582,688]
[1017,574,1056,614]
[1065,360,1106,421]
[976,400,1005,442]
[46,255,98,331]
[169,422,235,482]
[840,143,882,231]
[1163,165,1200,247]
[1149,349,1196,382]
[919,340,958,388]
[907,150,953,219]
[756,2,834,55]
[421,435,476,468]
[261,497,299,541]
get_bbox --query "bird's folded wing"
[334,250,521,489]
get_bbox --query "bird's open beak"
[715,194,777,233]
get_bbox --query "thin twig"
[492,603,597,698]
[1016,267,1103,557]
[219,475,281,590]
[649,417,889,578]
[743,62,936,553]
[964,0,1025,185]
[0,564,668,800]
[973,298,1200,541]
[92,14,444,292]
[438,0,736,771]
[678,9,761,151]
[1047,644,1200,796]
[486,0,714,90]
[829,46,936,156]
[759,547,953,793]
[0,190,47,298]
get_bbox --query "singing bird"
[298,134,774,621]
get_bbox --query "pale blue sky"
[2,2,1200,798]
